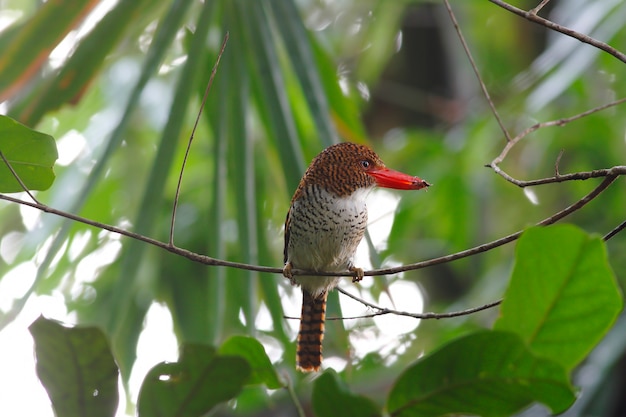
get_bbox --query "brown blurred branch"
[489,0,626,64]
[488,98,626,184]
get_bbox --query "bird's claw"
[283,262,297,286]
[350,266,364,283]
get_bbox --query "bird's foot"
[349,266,364,283]
[283,262,297,286]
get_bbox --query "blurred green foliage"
[1,0,625,415]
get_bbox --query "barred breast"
[285,185,370,297]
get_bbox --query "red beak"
[367,168,430,190]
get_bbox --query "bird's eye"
[360,160,371,169]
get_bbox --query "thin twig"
[490,97,626,168]
[169,32,229,246]
[362,172,619,277]
[0,192,282,274]
[554,149,564,177]
[1,167,619,278]
[488,0,626,64]
[283,298,501,321]
[333,287,502,320]
[0,151,40,204]
[443,0,512,142]
[604,219,626,241]
[488,166,626,188]
[530,0,551,15]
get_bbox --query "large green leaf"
[387,331,575,417]
[313,369,381,417]
[494,225,623,370]
[137,344,250,417]
[219,335,283,389]
[0,115,57,192]
[29,316,119,417]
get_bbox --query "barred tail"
[296,289,327,372]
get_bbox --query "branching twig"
[554,149,564,177]
[487,96,626,187]
[530,0,551,15]
[0,192,282,274]
[1,3,624,328]
[489,97,626,169]
[332,287,501,320]
[487,166,626,188]
[170,33,229,246]
[1,166,621,279]
[283,171,621,322]
[489,0,626,64]
[283,297,501,321]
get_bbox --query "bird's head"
[300,142,430,197]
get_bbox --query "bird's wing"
[283,208,291,265]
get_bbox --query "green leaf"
[29,315,119,417]
[137,344,251,417]
[269,0,336,148]
[240,0,306,192]
[387,331,575,417]
[313,369,381,417]
[0,115,57,192]
[219,335,283,389]
[494,225,623,370]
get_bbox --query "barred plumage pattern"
[297,289,327,371]
[285,143,380,372]
[283,142,429,372]
[289,142,381,201]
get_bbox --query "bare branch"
[530,0,551,15]
[489,0,626,64]
[170,32,229,246]
[444,0,511,142]
[554,149,564,177]
[487,166,626,188]
[364,171,619,277]
[333,287,502,320]
[0,192,283,274]
[284,288,501,321]
[604,219,626,241]
[490,97,626,168]
[1,167,619,279]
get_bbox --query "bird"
[283,142,430,372]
